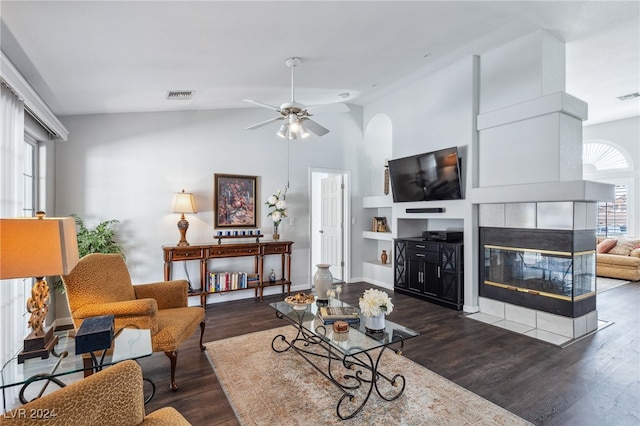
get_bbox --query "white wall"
[54,106,363,314]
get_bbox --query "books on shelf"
[207,272,259,292]
[318,306,360,324]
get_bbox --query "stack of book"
[207,272,260,292]
[317,306,360,324]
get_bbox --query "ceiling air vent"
[167,90,194,100]
[617,92,640,101]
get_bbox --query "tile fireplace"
[471,201,603,344]
[480,227,596,318]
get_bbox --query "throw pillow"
[597,238,617,254]
[608,237,640,256]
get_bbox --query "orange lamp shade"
[0,217,79,279]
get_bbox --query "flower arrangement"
[327,285,342,300]
[359,288,394,318]
[266,189,288,233]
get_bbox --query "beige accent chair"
[61,253,205,390]
[0,360,191,425]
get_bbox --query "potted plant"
[265,189,288,240]
[53,214,124,293]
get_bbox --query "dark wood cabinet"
[394,238,463,310]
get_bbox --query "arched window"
[583,142,629,172]
[583,142,632,237]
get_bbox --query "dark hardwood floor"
[140,282,640,425]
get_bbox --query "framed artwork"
[214,174,258,228]
[373,216,388,232]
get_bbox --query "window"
[597,184,628,237]
[23,137,37,217]
[583,141,632,237]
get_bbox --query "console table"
[162,241,293,304]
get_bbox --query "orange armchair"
[61,253,205,391]
[0,360,191,425]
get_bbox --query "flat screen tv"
[388,146,463,202]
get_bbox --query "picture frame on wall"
[214,174,258,228]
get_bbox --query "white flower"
[266,188,288,225]
[359,288,394,317]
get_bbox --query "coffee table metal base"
[271,312,406,420]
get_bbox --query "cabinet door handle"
[416,245,426,249]
[438,266,441,278]
[415,253,425,258]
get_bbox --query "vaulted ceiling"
[1,1,638,125]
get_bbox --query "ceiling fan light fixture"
[277,123,288,138]
[245,56,337,139]
[288,114,301,132]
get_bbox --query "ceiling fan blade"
[301,118,330,137]
[246,116,283,130]
[243,99,281,111]
[305,103,350,114]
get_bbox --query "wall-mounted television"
[388,146,463,202]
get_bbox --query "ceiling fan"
[244,57,349,139]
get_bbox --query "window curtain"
[0,81,27,370]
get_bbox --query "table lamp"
[0,212,79,362]
[173,189,197,246]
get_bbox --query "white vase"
[365,313,386,333]
[314,264,333,302]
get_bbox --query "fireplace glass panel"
[484,246,596,300]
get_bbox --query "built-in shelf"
[363,231,393,241]
[363,195,393,208]
[362,260,394,290]
[362,194,394,289]
[363,260,393,268]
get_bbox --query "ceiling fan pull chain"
[290,61,296,103]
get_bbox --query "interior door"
[320,174,344,280]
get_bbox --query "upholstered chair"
[61,253,205,391]
[0,360,192,425]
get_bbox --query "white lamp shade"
[0,217,79,279]
[173,191,197,214]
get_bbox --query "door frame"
[308,167,351,287]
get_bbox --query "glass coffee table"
[1,327,153,411]
[269,298,419,420]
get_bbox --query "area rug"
[597,277,631,294]
[204,326,532,425]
